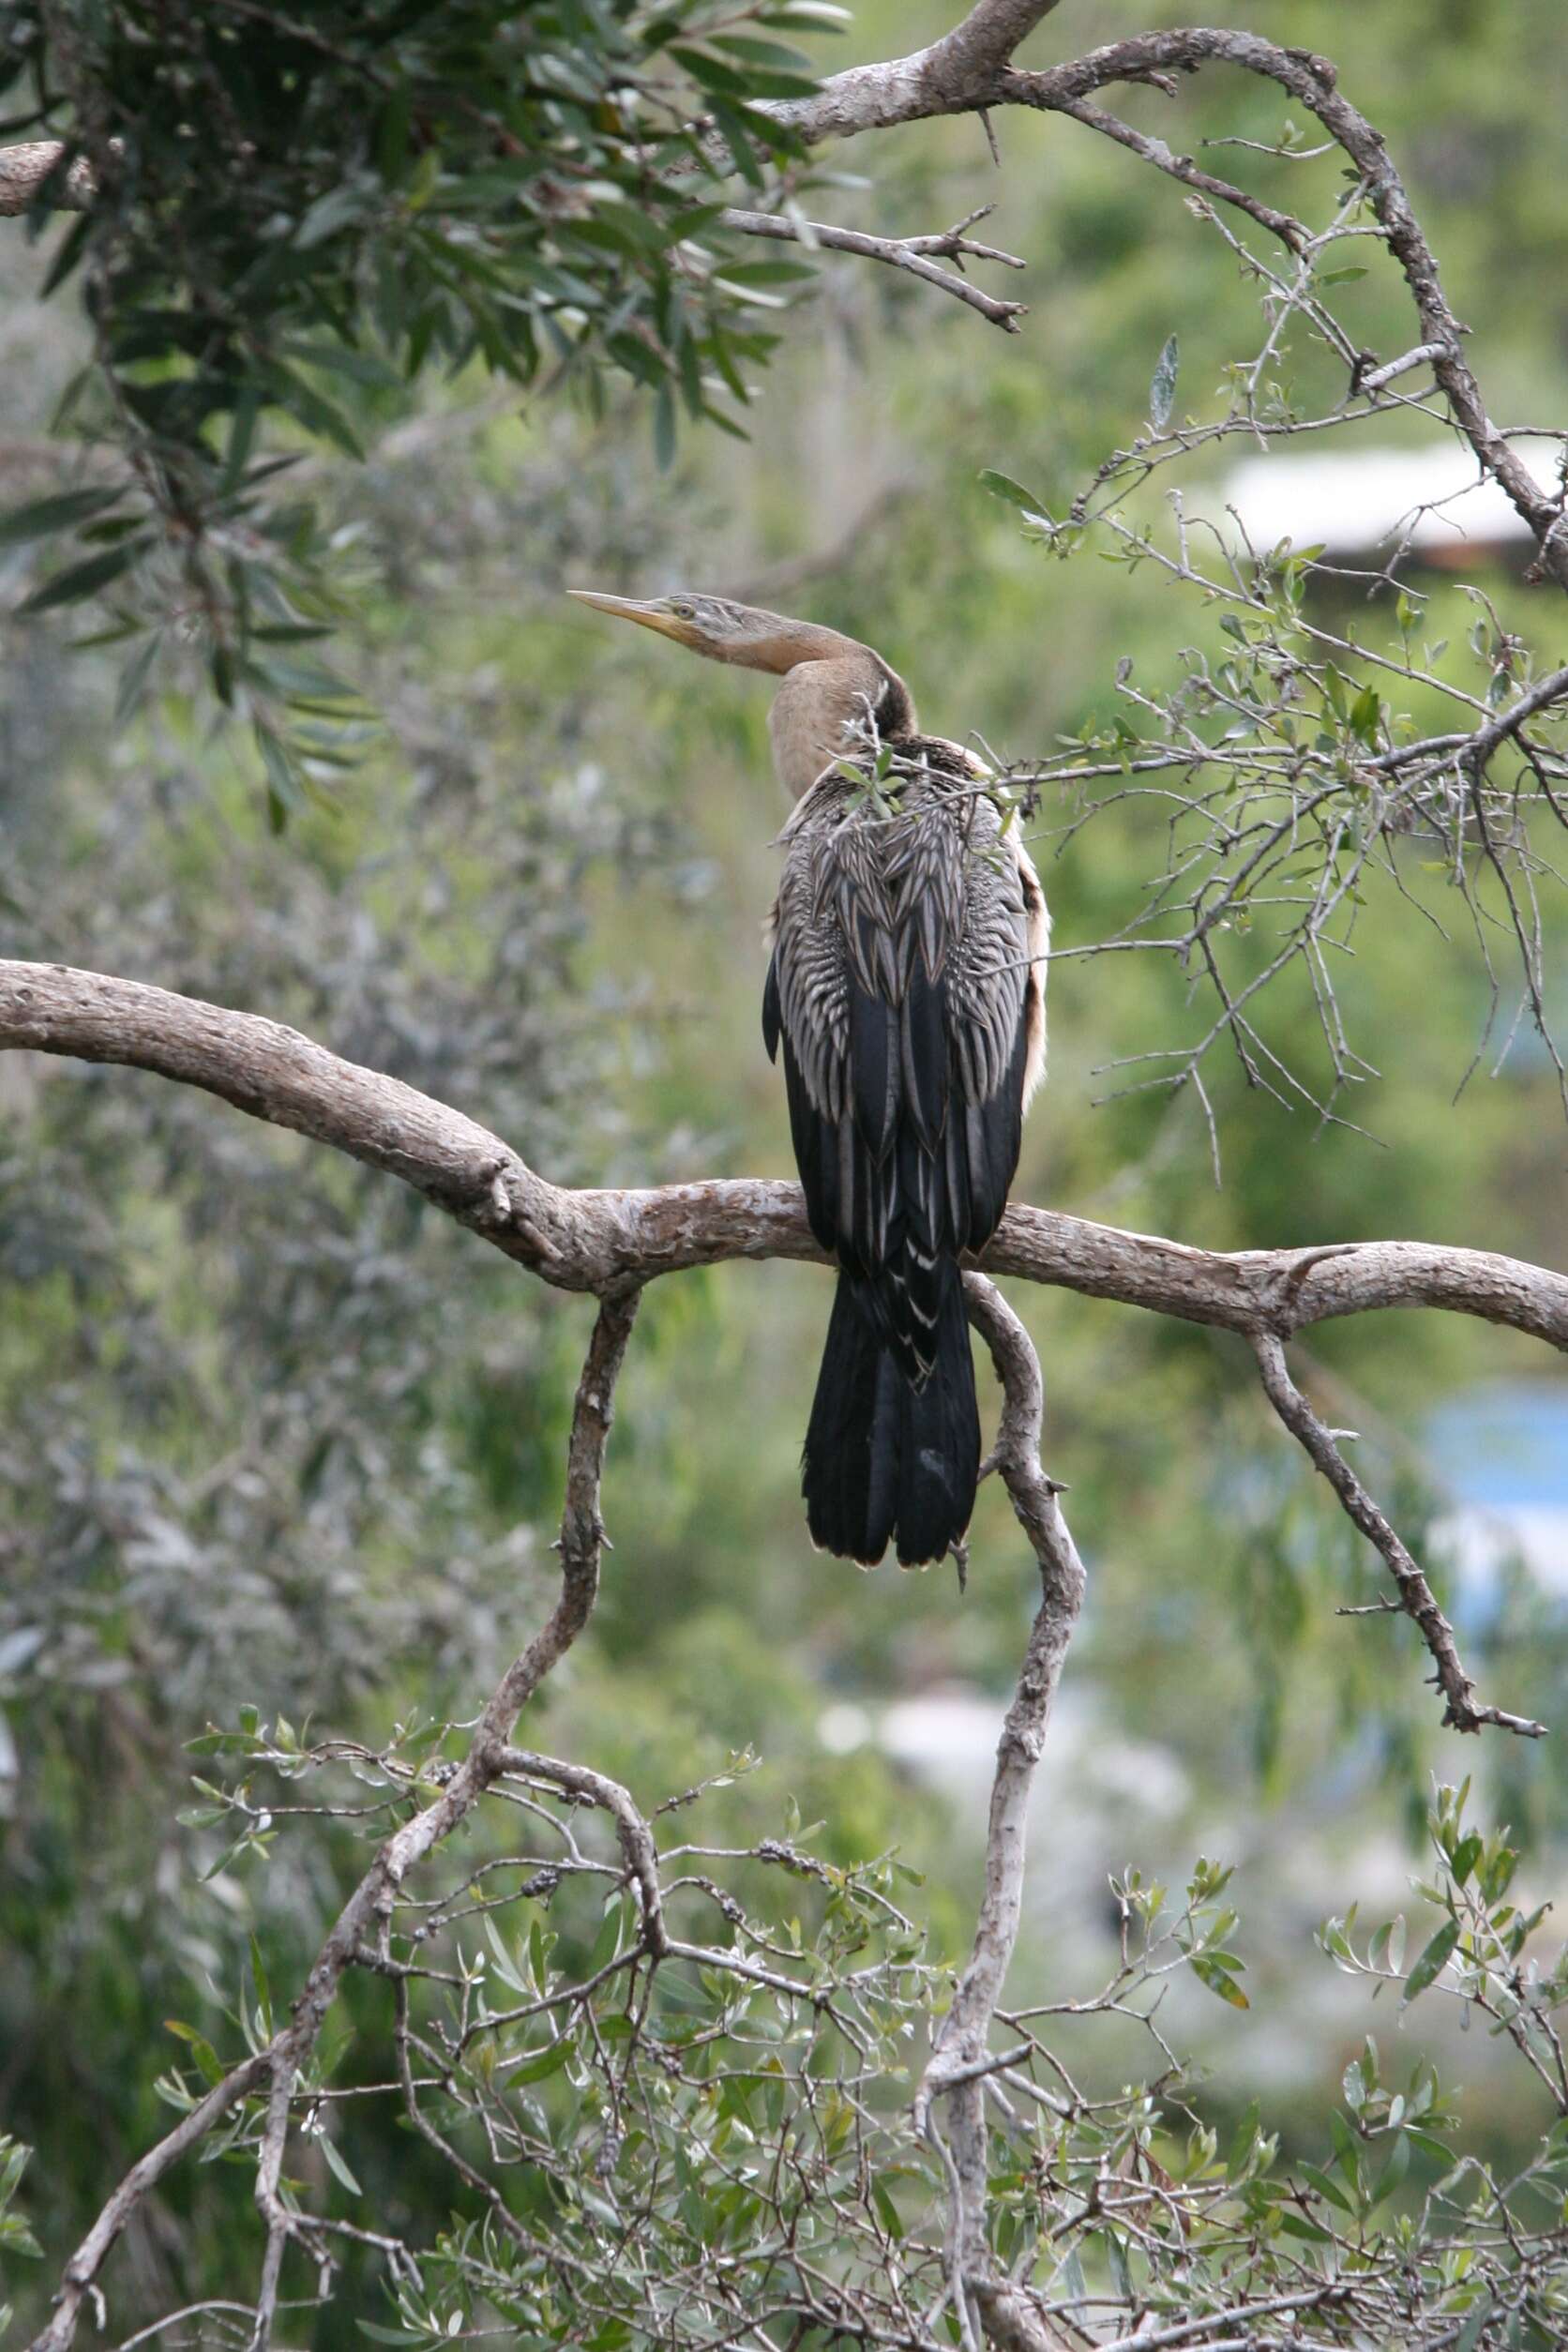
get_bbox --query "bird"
[567,589,1048,1570]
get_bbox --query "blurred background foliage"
[1,0,1566,2333]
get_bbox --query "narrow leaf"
[0,485,126,547]
[1403,1919,1459,2007]
[1150,332,1180,429]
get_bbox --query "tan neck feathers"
[767,647,912,797]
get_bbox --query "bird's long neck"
[766,640,917,797]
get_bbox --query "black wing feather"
[761,949,782,1064]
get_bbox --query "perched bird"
[568,590,1048,1569]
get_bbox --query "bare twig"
[1357,340,1449,393]
[1250,1331,1546,1739]
[719,204,1028,331]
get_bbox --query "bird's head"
[566,588,852,675]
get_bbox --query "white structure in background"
[820,1681,1191,1959]
[1222,436,1562,564]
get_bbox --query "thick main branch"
[2,961,1563,1353]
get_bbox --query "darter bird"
[567,590,1048,1570]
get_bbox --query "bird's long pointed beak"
[566,588,686,641]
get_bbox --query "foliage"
[977,216,1568,1135]
[2,0,838,813]
[4,0,1568,2344]
[39,1748,1568,2347]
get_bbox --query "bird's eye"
[671,599,696,620]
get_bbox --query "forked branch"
[719,203,1028,330]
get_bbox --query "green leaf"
[320,2133,363,2196]
[870,2175,904,2240]
[706,98,764,187]
[1403,1920,1460,2007]
[1373,2129,1411,2204]
[1277,2209,1335,2244]
[978,470,1050,525]
[1299,2160,1353,2213]
[509,2035,573,2086]
[653,382,677,471]
[1451,1833,1483,1887]
[281,339,402,391]
[1191,1952,1250,2009]
[294,184,369,250]
[1454,2300,1493,2352]
[0,485,126,548]
[1349,681,1381,744]
[163,2021,225,2086]
[1149,331,1180,429]
[254,722,305,832]
[265,366,366,460]
[113,633,161,726]
[18,539,144,614]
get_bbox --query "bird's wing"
[764,756,1035,1382]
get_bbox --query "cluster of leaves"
[1322,1778,1568,2115]
[0,2136,42,2332]
[24,1737,1560,2349]
[1,0,842,816]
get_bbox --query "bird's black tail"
[802,1266,980,1569]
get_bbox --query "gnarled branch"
[916,1275,1085,2352]
[2,961,1564,1349]
[1251,1332,1545,1740]
[0,952,1555,1751]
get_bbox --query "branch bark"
[914,1275,1084,2352]
[2,961,1564,1351]
[720,203,1027,330]
[1251,1332,1545,1739]
[0,139,100,215]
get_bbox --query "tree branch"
[28,1289,640,2352]
[0,139,99,215]
[1250,1331,1545,1739]
[757,20,1568,584]
[914,1275,1084,2352]
[8,9,1568,595]
[719,203,1027,331]
[2,961,1564,1352]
